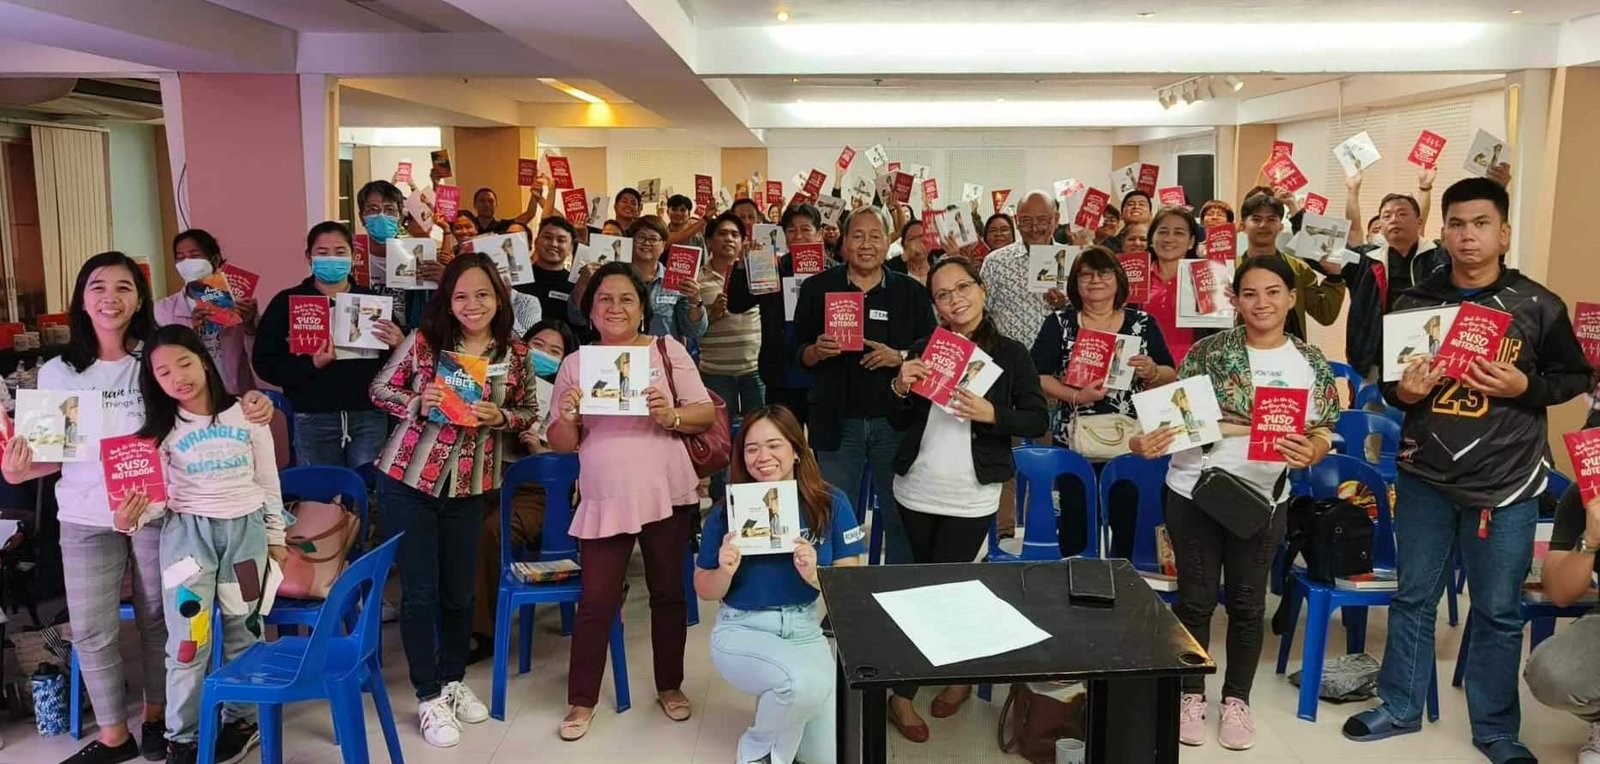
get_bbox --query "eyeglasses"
[634,235,664,246]
[933,280,979,305]
[362,203,401,216]
[1078,270,1117,283]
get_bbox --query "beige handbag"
[1068,412,1138,461]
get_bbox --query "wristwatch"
[899,349,911,361]
[1577,535,1597,555]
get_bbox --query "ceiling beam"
[0,40,160,75]
[0,0,294,71]
[297,32,572,76]
[341,78,519,126]
[1236,73,1505,124]
[516,102,671,128]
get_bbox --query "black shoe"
[60,738,139,764]
[163,743,195,764]
[213,720,260,764]
[466,633,495,666]
[140,722,167,762]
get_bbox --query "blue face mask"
[310,256,353,284]
[530,349,561,379]
[362,213,400,243]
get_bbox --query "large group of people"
[9,146,1599,764]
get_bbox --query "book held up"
[430,351,488,426]
[578,345,649,416]
[910,328,1001,414]
[1464,129,1506,177]
[220,263,259,300]
[1334,131,1382,177]
[1564,428,1600,505]
[15,389,105,463]
[1118,252,1150,304]
[1026,245,1079,294]
[1435,302,1511,378]
[1063,329,1117,389]
[1132,376,1224,455]
[1381,305,1458,381]
[287,296,331,355]
[663,245,702,292]
[331,293,393,351]
[569,235,633,283]
[1408,130,1448,168]
[726,480,802,556]
[188,273,241,328]
[1574,302,1600,369]
[385,237,438,290]
[1248,387,1309,462]
[101,434,166,512]
[824,292,865,352]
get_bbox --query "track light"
[1181,82,1198,104]
[1225,75,1244,92]
[1157,89,1176,109]
[1205,77,1218,99]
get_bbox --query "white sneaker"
[445,680,490,724]
[1580,721,1600,764]
[419,695,462,748]
[381,599,399,623]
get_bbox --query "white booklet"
[752,224,788,254]
[1335,131,1383,177]
[14,389,105,462]
[1289,212,1354,265]
[534,377,554,442]
[1105,334,1144,392]
[1463,129,1507,177]
[386,238,438,290]
[1176,260,1234,328]
[864,143,889,171]
[961,183,985,205]
[938,345,1001,417]
[471,233,535,286]
[934,208,979,247]
[569,235,634,283]
[848,175,875,208]
[577,345,649,416]
[1381,305,1460,381]
[1132,376,1224,455]
[1110,163,1140,200]
[332,293,393,350]
[588,195,612,225]
[726,480,802,555]
[815,195,846,228]
[1026,245,1079,294]
[637,177,662,202]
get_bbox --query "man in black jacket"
[1330,192,1450,380]
[1344,178,1592,763]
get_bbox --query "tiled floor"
[2,559,1593,763]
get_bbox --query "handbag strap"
[654,336,680,405]
[1199,442,1290,501]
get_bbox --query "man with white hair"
[979,190,1069,346]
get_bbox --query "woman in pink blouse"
[548,261,716,741]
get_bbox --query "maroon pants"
[567,504,695,707]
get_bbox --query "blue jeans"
[1375,472,1536,743]
[294,410,389,469]
[703,372,767,506]
[816,417,906,564]
[710,602,835,764]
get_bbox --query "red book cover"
[1190,260,1222,315]
[992,188,1011,212]
[695,174,714,205]
[1575,302,1600,369]
[1118,252,1150,303]
[824,292,865,352]
[1436,302,1512,378]
[562,187,589,227]
[920,210,942,250]
[219,263,259,299]
[1204,224,1237,263]
[791,242,826,275]
[548,155,574,189]
[1074,188,1110,229]
[804,169,827,197]
[517,158,537,187]
[1157,186,1186,207]
[922,178,939,205]
[430,351,487,426]
[889,172,914,205]
[288,296,331,355]
[1564,428,1600,505]
[766,180,783,207]
[434,184,461,222]
[1262,155,1309,192]
[1271,140,1294,159]
[430,149,452,178]
[1303,193,1330,216]
[1249,387,1309,462]
[887,161,901,174]
[910,327,977,407]
[101,434,166,512]
[1136,164,1160,196]
[395,161,412,184]
[837,146,856,169]
[1063,328,1117,388]
[663,245,701,292]
[352,234,370,287]
[37,313,68,329]
[1409,130,1448,168]
[788,191,812,210]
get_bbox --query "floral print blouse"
[1030,306,1174,446]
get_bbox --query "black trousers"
[892,502,994,700]
[765,386,811,428]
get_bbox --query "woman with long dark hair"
[370,252,539,748]
[696,405,865,763]
[885,257,1049,740]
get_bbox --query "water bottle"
[31,663,67,736]
[1054,737,1086,764]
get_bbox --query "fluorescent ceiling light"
[537,77,605,104]
[776,99,1194,128]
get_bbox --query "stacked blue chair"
[490,454,630,721]
[1353,384,1403,426]
[196,536,404,764]
[266,466,370,635]
[1334,410,1400,485]
[1013,446,1099,561]
[1099,454,1172,601]
[1274,454,1440,722]
[262,390,296,468]
[1327,361,1366,409]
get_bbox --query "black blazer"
[888,329,1049,485]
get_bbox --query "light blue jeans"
[816,417,906,564]
[710,602,836,764]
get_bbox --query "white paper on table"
[872,580,1051,667]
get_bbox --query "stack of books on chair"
[512,560,581,584]
[1140,526,1179,592]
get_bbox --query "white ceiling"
[685,0,1600,25]
[206,0,494,33]
[734,74,1336,102]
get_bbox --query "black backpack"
[1270,497,1374,635]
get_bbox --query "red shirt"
[1145,265,1196,366]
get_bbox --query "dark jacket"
[252,277,393,414]
[888,329,1049,484]
[1383,266,1592,508]
[1341,241,1451,374]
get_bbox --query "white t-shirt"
[1166,341,1318,501]
[39,353,145,529]
[893,406,1004,518]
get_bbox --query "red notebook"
[1564,428,1600,505]
[824,293,865,352]
[695,174,714,206]
[804,170,827,197]
[921,210,943,250]
[837,146,856,169]
[395,161,412,184]
[1408,130,1448,168]
[889,172,914,205]
[430,149,452,178]
[1249,387,1309,462]
[1262,155,1309,192]
[766,180,783,207]
[1063,329,1117,388]
[791,242,826,275]
[1436,302,1512,378]
[220,263,259,299]
[1303,193,1329,216]
[351,234,370,287]
[1271,140,1294,159]
[910,328,977,407]
[1136,164,1160,196]
[663,245,701,292]
[287,296,331,355]
[434,184,461,222]
[1574,302,1600,369]
[1190,260,1223,315]
[921,178,939,206]
[101,434,167,512]
[991,188,1011,212]
[517,158,537,187]
[562,187,589,227]
[1204,224,1237,263]
[548,155,574,189]
[1118,252,1150,303]
[1074,188,1110,229]
[1157,186,1186,207]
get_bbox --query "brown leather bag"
[997,683,1088,764]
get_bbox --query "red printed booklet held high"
[562,187,589,227]
[824,292,865,352]
[910,328,977,408]
[1157,186,1186,207]
[791,242,826,275]
[1204,224,1237,263]
[1564,428,1600,504]
[220,263,259,300]
[1409,130,1448,168]
[1574,302,1600,369]
[663,245,701,292]
[1063,328,1117,388]
[1262,155,1309,192]
[547,155,574,189]
[889,172,915,205]
[1118,252,1150,303]
[1075,188,1110,229]
[101,434,167,512]
[1435,302,1512,378]
[1248,387,1309,462]
[1303,193,1330,216]
[430,351,488,426]
[287,296,331,354]
[517,158,537,187]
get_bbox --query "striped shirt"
[697,268,762,377]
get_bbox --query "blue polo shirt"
[697,486,865,611]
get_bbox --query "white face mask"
[175,258,214,283]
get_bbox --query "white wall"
[106,122,167,295]
[364,145,438,192]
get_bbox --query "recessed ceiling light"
[1510,8,1523,14]
[996,97,1005,102]
[776,10,790,22]
[1137,11,1156,18]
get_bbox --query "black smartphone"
[1068,558,1117,604]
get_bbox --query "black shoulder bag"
[1190,445,1287,540]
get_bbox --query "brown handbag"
[997,683,1088,764]
[655,336,731,478]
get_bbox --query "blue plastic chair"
[1327,361,1365,408]
[490,454,630,721]
[1099,453,1172,597]
[1012,446,1099,561]
[1353,384,1403,425]
[266,466,371,634]
[262,390,296,467]
[1275,454,1440,722]
[1334,410,1400,485]
[196,535,403,764]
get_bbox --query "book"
[1118,252,1150,303]
[220,263,259,299]
[1074,188,1110,230]
[694,174,714,209]
[782,276,803,321]
[534,377,554,441]
[512,559,580,584]
[1408,130,1448,168]
[962,183,984,205]
[1136,164,1160,196]
[1303,193,1329,216]
[1105,334,1144,392]
[287,296,331,355]
[919,211,942,251]
[100,434,167,512]
[816,195,845,228]
[1177,260,1233,328]
[765,180,783,207]
[1575,302,1600,369]
[1204,223,1236,263]
[889,172,914,205]
[1155,524,1177,576]
[1248,387,1309,462]
[1026,245,1079,294]
[578,345,649,416]
[1132,376,1224,455]
[1381,305,1459,381]
[838,146,857,169]
[824,292,865,352]
[1435,302,1512,378]
[404,188,434,231]
[1289,212,1353,265]
[804,169,827,197]
[188,273,240,328]
[991,188,1011,214]
[1271,140,1294,159]
[745,248,781,295]
[1157,186,1186,207]
[791,242,827,275]
[1334,131,1382,177]
[568,234,633,283]
[663,244,702,292]
[588,194,611,226]
[1110,163,1140,199]
[933,207,978,247]
[638,178,663,203]
[352,234,371,287]
[1463,129,1506,177]
[430,149,452,178]
[910,328,1001,412]
[921,178,939,207]
[395,161,412,184]
[470,233,535,286]
[752,224,788,254]
[517,158,537,186]
[331,292,393,350]
[1335,569,1399,591]
[726,480,802,555]
[1063,328,1117,388]
[15,389,104,462]
[430,351,488,426]
[864,143,888,170]
[1262,155,1309,192]
[385,237,438,290]
[560,187,589,226]
[1567,428,1600,505]
[547,154,574,189]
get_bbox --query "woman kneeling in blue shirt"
[696,405,866,764]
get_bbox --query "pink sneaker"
[1179,693,1206,746]
[1218,698,1255,751]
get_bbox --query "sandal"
[1342,706,1420,742]
[888,703,929,743]
[930,686,972,718]
[1473,738,1537,764]
[559,708,593,742]
[658,693,693,722]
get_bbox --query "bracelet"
[669,410,682,430]
[890,377,908,398]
